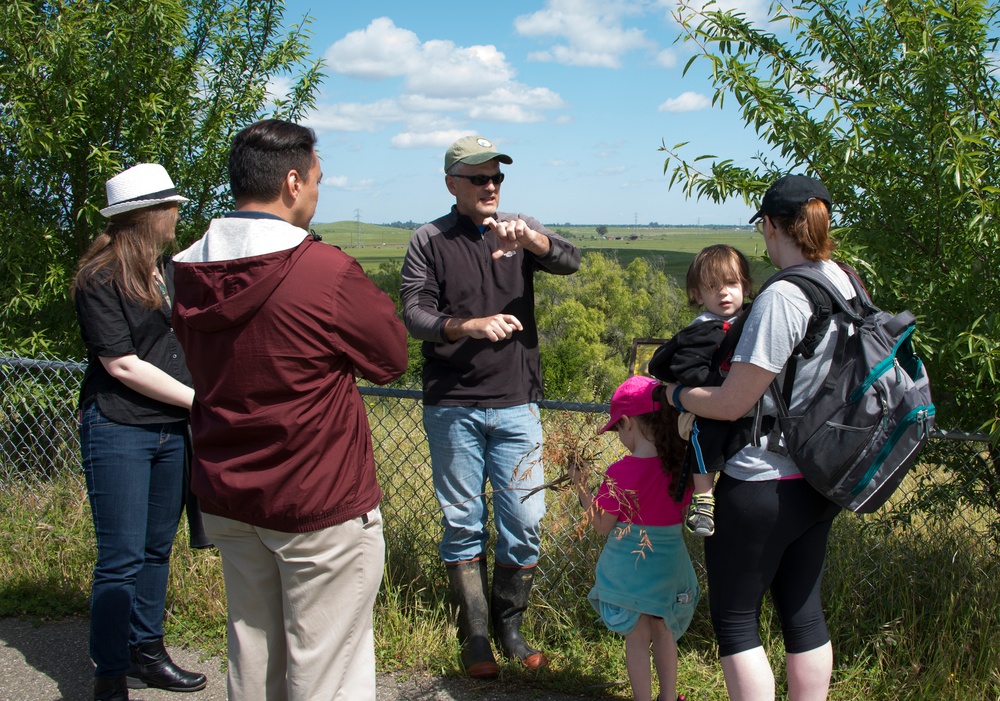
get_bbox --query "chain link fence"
[3,351,999,660]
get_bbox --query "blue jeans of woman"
[423,403,545,566]
[80,403,185,677]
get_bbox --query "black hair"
[228,119,317,203]
[634,385,690,501]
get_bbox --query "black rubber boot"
[126,638,207,692]
[445,558,499,679]
[94,674,128,700]
[491,564,549,669]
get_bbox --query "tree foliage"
[0,0,323,357]
[368,253,690,401]
[535,252,690,401]
[664,0,1000,440]
[367,261,424,388]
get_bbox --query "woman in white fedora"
[72,164,206,700]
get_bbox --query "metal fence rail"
[2,351,999,656]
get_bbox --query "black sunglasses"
[450,172,505,187]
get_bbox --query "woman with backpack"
[662,174,852,701]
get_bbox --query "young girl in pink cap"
[570,375,698,701]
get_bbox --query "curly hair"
[632,384,690,501]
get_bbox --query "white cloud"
[701,0,770,23]
[322,175,375,191]
[407,40,514,97]
[596,165,627,176]
[515,0,651,69]
[265,76,293,101]
[658,91,711,112]
[390,131,473,150]
[305,99,402,132]
[325,18,513,97]
[466,84,567,123]
[315,17,567,137]
[527,47,621,69]
[664,0,771,27]
[323,17,421,79]
[655,49,678,68]
[399,83,565,123]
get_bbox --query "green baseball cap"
[444,136,513,172]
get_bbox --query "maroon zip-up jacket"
[173,214,407,532]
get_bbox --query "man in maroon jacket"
[172,119,407,701]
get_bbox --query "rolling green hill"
[315,221,775,286]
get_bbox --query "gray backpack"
[759,264,936,513]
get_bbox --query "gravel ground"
[0,618,595,701]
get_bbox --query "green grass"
[4,460,999,698]
[315,221,777,286]
[3,399,997,699]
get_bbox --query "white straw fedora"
[100,163,189,218]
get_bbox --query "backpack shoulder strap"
[753,263,862,453]
[757,265,840,359]
[768,263,870,320]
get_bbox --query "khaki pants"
[204,508,385,701]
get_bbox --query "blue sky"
[281,0,772,226]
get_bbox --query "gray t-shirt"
[725,260,856,481]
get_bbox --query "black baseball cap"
[749,174,831,223]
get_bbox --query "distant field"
[315,221,775,286]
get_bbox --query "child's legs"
[692,471,715,496]
[650,617,678,701]
[624,614,654,701]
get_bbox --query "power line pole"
[354,209,362,247]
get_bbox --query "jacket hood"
[173,216,310,333]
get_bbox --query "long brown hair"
[771,198,836,262]
[72,203,179,308]
[634,385,690,501]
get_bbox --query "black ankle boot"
[126,639,207,692]
[94,675,128,701]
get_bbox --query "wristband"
[672,384,687,413]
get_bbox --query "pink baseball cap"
[599,375,663,433]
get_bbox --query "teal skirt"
[587,523,699,638]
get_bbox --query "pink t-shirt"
[593,455,691,526]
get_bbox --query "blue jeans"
[423,404,546,566]
[80,404,186,677]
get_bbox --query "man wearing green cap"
[401,135,580,678]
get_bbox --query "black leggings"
[704,474,841,657]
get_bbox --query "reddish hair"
[770,199,836,261]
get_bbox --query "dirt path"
[0,617,594,701]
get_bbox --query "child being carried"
[648,244,754,537]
